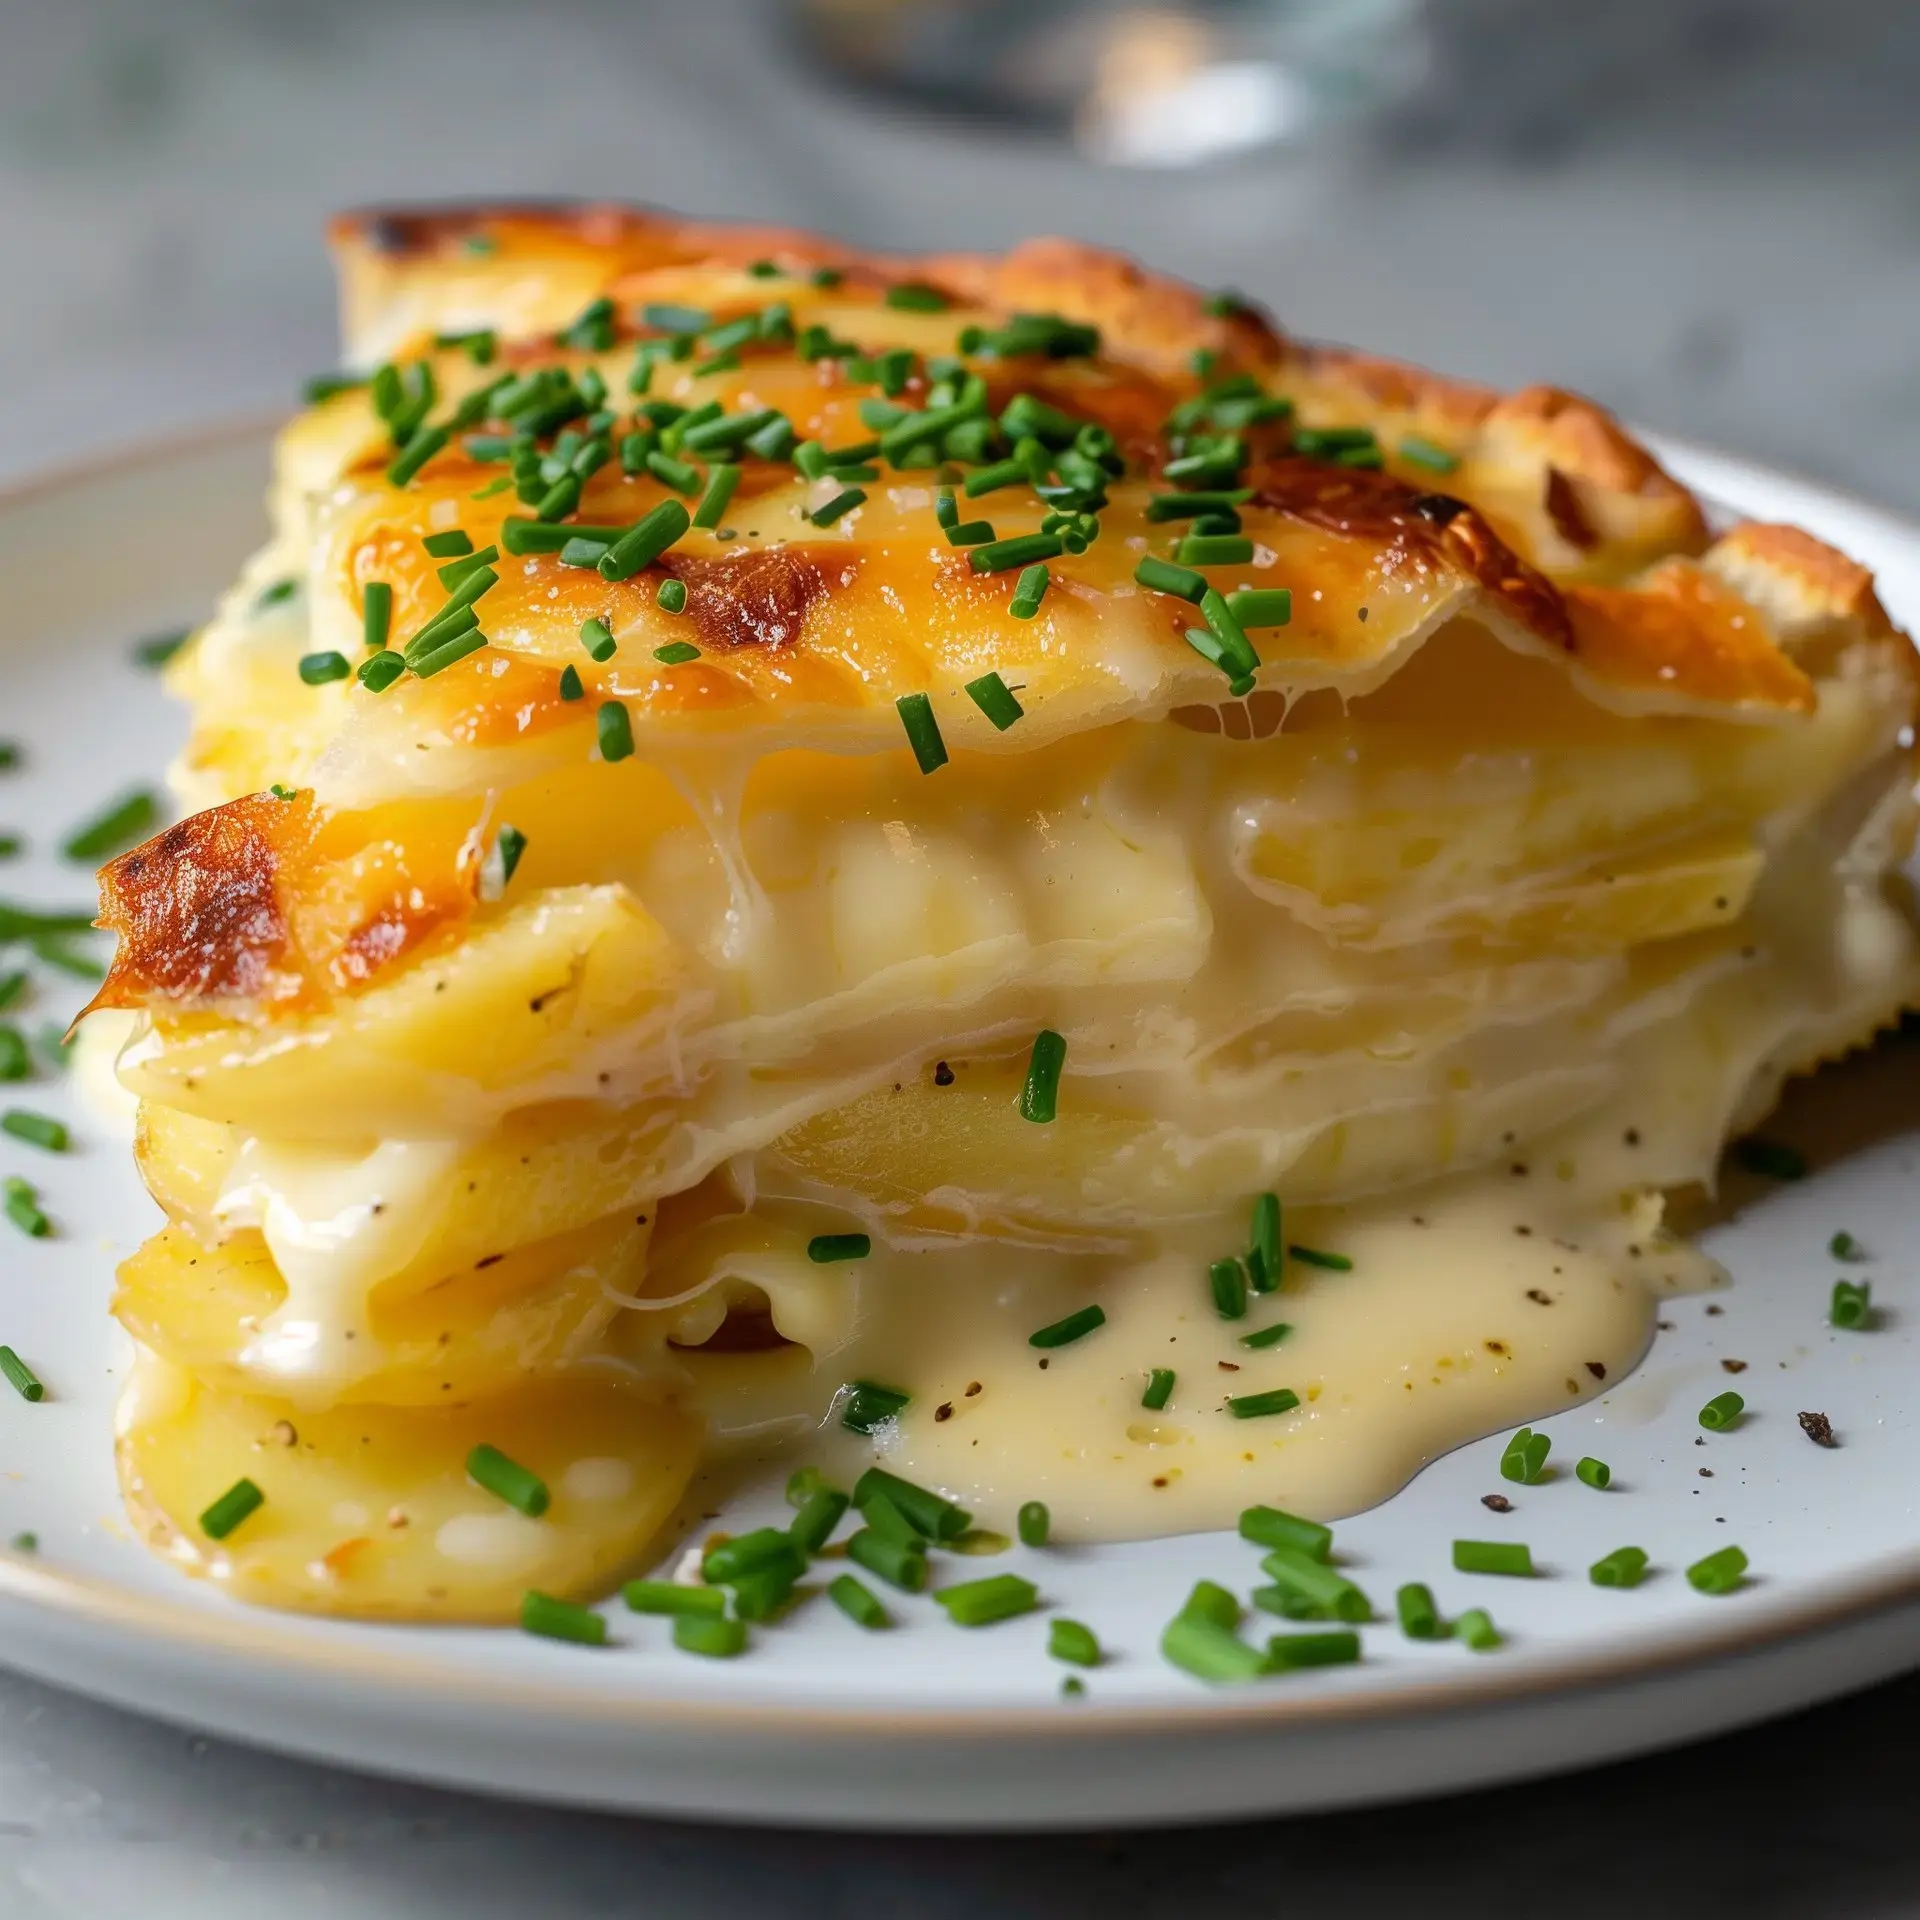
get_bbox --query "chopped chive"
[1017,1501,1050,1547]
[945,519,996,546]
[1293,425,1377,457]
[970,533,1063,574]
[846,1527,927,1593]
[597,700,634,763]
[487,824,528,894]
[646,450,702,495]
[580,617,617,662]
[1699,1391,1745,1431]
[134,629,190,669]
[422,529,472,558]
[1452,1539,1534,1577]
[1182,1579,1243,1631]
[1238,1320,1293,1351]
[1576,1456,1612,1490]
[1288,1244,1352,1272]
[1590,1546,1649,1588]
[623,1578,725,1617]
[358,650,406,692]
[1006,564,1050,621]
[1256,1547,1370,1622]
[1456,1608,1502,1651]
[963,671,1025,729]
[1019,1028,1066,1124]
[1396,1582,1442,1639]
[808,1232,871,1264]
[471,476,513,500]
[410,627,489,678]
[642,302,711,335]
[0,1028,25,1082]
[1228,1388,1300,1420]
[1831,1279,1872,1329]
[1227,588,1292,628]
[557,664,585,701]
[0,1347,43,1401]
[852,1468,971,1542]
[654,641,700,665]
[691,462,741,530]
[729,1563,800,1618]
[704,1529,805,1586]
[895,692,948,774]
[1500,1428,1550,1485]
[789,1487,851,1556]
[1734,1137,1806,1181]
[828,1573,890,1628]
[386,425,449,488]
[199,1477,264,1541]
[1239,1506,1332,1560]
[466,1443,549,1517]
[600,500,691,581]
[62,792,159,862]
[1029,1305,1105,1350]
[298,650,351,686]
[10,1532,34,1553]
[1266,1629,1361,1671]
[810,486,867,527]
[1161,1613,1267,1684]
[1049,1618,1100,1667]
[1,1111,66,1153]
[521,1591,608,1646]
[656,579,688,615]
[1829,1230,1867,1261]
[501,517,630,554]
[840,1380,911,1435]
[786,1466,833,1509]
[1146,489,1255,522]
[1135,556,1208,602]
[673,1612,747,1657]
[934,1573,1038,1627]
[1142,1367,1176,1410]
[1399,434,1460,474]
[1210,1256,1249,1321]
[884,282,949,312]
[1176,533,1255,567]
[1686,1545,1749,1595]
[362,581,392,652]
[3,1175,47,1238]
[255,577,299,609]
[861,1492,926,1551]
[1247,1192,1282,1292]
[682,407,779,453]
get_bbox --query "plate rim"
[2,413,1917,1745]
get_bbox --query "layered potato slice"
[88,205,1920,1618]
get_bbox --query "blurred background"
[4,0,1919,510]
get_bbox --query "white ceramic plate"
[0,424,1917,1831]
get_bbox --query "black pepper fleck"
[1798,1410,1838,1448]
[933,1061,954,1086]
[1482,1493,1513,1513]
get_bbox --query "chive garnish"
[1239,1506,1332,1560]
[861,1492,926,1551]
[1146,489,1254,522]
[623,1579,724,1617]
[1007,564,1049,621]
[1228,1388,1301,1419]
[846,1527,927,1593]
[884,282,949,312]
[1288,1244,1352,1272]
[840,1380,910,1434]
[522,1591,608,1647]
[1830,1230,1867,1261]
[361,581,393,653]
[1176,533,1255,567]
[1019,1028,1066,1123]
[789,1487,851,1556]
[1699,1391,1744,1430]
[1227,588,1292,628]
[1029,1305,1105,1349]
[1576,1456,1612,1490]
[560,537,611,569]
[298,651,351,686]
[852,1467,971,1541]
[810,487,867,527]
[1209,1256,1248,1321]
[945,519,996,546]
[358,651,406,692]
[1831,1279,1872,1329]
[691,462,741,531]
[1245,1192,1283,1292]
[466,1443,549,1517]
[1399,434,1459,474]
[1590,1546,1649,1588]
[1135,556,1208,602]
[1142,1368,1176,1410]
[386,426,448,488]
[935,1573,1039,1627]
[1238,1320,1293,1351]
[1396,1582,1442,1639]
[597,701,634,763]
[558,664,585,701]
[1500,1428,1550,1485]
[654,641,700,665]
[0,1029,26,1083]
[1,1111,67,1153]
[1734,1137,1806,1181]
[657,580,688,614]
[1050,1618,1101,1666]
[675,1610,749,1656]
[641,302,711,335]
[828,1573,891,1629]
[422,529,472,558]
[502,518,630,555]
[895,693,948,774]
[1456,1608,1502,1651]
[646,450,702,495]
[0,1347,43,1402]
[410,626,488,678]
[302,370,367,404]
[1452,1539,1534,1577]
[1255,1547,1369,1622]
[704,1529,805,1586]
[1686,1545,1749,1595]
[3,1176,47,1238]
[970,533,1063,574]
[199,1477,264,1541]
[488,825,528,893]
[62,792,158,862]
[1017,1501,1050,1547]
[787,1467,832,1509]
[964,671,1025,729]
[808,1232,871,1263]
[580,617,617,662]
[1293,425,1377,457]
[134,629,190,670]
[1267,1630,1361,1671]
[1161,1587,1267,1684]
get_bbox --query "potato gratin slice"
[84,205,1919,1620]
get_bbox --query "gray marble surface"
[3,1,1919,1911]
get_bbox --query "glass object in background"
[789,0,1430,167]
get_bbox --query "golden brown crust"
[1703,521,1896,642]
